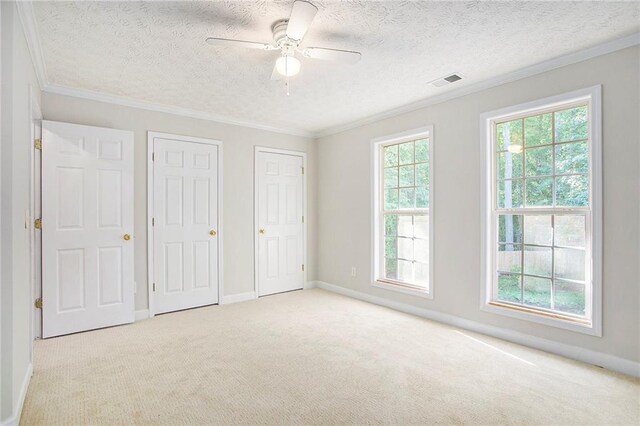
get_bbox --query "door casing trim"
[147,131,224,317]
[254,146,308,298]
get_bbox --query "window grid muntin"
[495,105,590,210]
[496,213,587,316]
[380,138,430,289]
[491,101,592,320]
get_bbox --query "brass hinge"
[34,218,42,229]
[301,166,304,175]
[152,153,155,161]
[153,283,156,292]
[34,139,42,150]
[302,215,304,223]
[35,298,43,309]
[302,264,305,272]
[152,217,155,226]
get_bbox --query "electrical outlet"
[351,267,357,277]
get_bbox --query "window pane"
[555,174,588,207]
[554,280,586,316]
[497,152,523,179]
[498,214,522,244]
[496,119,523,151]
[554,215,585,247]
[524,246,552,277]
[385,236,397,259]
[498,179,523,208]
[414,262,428,286]
[399,188,415,209]
[384,145,398,167]
[524,113,552,146]
[523,276,551,309]
[399,165,415,187]
[384,167,398,188]
[525,145,553,176]
[525,177,553,206]
[524,215,552,246]
[398,142,414,165]
[414,238,428,263]
[398,215,413,237]
[384,214,398,236]
[416,187,429,208]
[554,248,585,281]
[555,106,588,142]
[398,237,413,260]
[556,141,588,175]
[416,163,429,186]
[385,188,399,210]
[414,215,428,239]
[415,139,429,163]
[397,259,413,282]
[385,258,398,280]
[497,273,521,303]
[498,243,522,273]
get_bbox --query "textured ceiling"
[33,1,639,134]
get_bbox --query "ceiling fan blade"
[206,37,276,51]
[302,47,362,64]
[286,1,318,41]
[270,63,282,81]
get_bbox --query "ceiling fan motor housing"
[272,19,299,55]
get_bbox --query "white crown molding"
[316,32,640,138]
[42,83,315,138]
[15,0,48,89]
[314,281,640,378]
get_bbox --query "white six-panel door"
[42,121,135,338]
[152,136,220,314]
[257,151,304,296]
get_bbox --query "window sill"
[481,301,600,337]
[373,280,433,299]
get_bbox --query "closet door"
[256,151,304,297]
[152,136,220,314]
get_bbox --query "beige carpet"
[21,289,639,425]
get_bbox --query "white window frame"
[480,86,602,336]
[371,126,434,299]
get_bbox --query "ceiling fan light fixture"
[507,144,523,154]
[276,55,301,77]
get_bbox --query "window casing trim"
[371,126,434,299]
[480,86,602,336]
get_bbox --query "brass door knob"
[209,230,217,236]
[123,234,131,241]
[259,229,266,234]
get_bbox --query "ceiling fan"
[205,0,362,93]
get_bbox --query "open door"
[41,120,135,338]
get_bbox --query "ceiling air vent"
[428,73,463,88]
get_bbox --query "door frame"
[29,85,42,342]
[147,131,223,317]
[254,146,307,297]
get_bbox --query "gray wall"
[316,46,640,363]
[1,1,42,422]
[41,93,317,311]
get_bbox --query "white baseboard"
[0,363,33,426]
[220,291,257,305]
[135,309,150,322]
[315,281,640,378]
[304,281,317,289]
